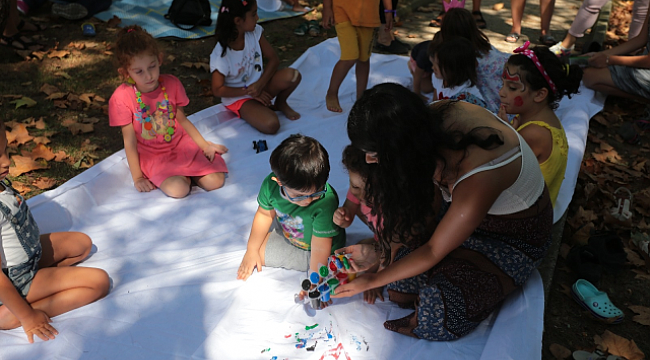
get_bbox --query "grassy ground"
[1,1,649,359]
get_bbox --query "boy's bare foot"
[275,101,301,120]
[326,94,342,113]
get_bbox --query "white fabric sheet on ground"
[0,38,602,360]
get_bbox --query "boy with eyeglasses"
[237,134,345,290]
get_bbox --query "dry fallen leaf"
[25,144,56,161]
[594,330,645,360]
[549,343,571,359]
[34,117,46,130]
[40,83,60,96]
[9,155,48,176]
[32,177,57,190]
[48,49,71,59]
[493,2,505,10]
[45,92,67,100]
[33,136,51,145]
[53,150,68,162]
[107,15,122,28]
[81,139,100,152]
[632,269,650,281]
[10,181,31,195]
[6,124,34,145]
[54,71,72,79]
[65,123,94,135]
[79,93,95,104]
[628,305,650,326]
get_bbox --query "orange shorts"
[225,98,253,117]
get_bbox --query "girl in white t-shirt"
[210,0,302,134]
[429,36,488,109]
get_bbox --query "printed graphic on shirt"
[235,51,262,85]
[135,101,177,141]
[276,209,308,249]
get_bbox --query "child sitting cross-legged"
[237,135,345,308]
[0,121,110,344]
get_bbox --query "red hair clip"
[242,0,248,5]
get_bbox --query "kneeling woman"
[334,83,552,340]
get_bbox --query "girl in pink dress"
[108,25,228,198]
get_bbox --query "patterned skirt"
[384,188,553,341]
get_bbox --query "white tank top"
[437,119,545,215]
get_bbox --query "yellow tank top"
[517,121,568,208]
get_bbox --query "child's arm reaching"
[121,123,156,192]
[175,107,228,161]
[238,206,275,281]
[0,260,57,343]
[412,66,428,101]
[333,199,360,229]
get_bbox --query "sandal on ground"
[0,33,43,51]
[505,33,520,43]
[610,187,633,222]
[429,11,445,27]
[307,20,320,37]
[573,349,625,360]
[16,19,46,32]
[571,279,624,324]
[538,34,557,46]
[294,21,309,36]
[81,22,96,37]
[472,10,487,29]
[630,232,650,272]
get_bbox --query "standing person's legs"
[630,0,649,38]
[355,26,375,100]
[539,0,556,40]
[556,0,610,50]
[472,0,487,29]
[327,21,358,112]
[1,0,42,49]
[506,0,526,42]
[375,0,409,54]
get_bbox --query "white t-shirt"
[432,77,486,106]
[0,184,29,269]
[209,24,264,106]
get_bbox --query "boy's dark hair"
[437,8,491,56]
[341,145,370,180]
[214,0,257,57]
[429,36,478,88]
[508,45,583,110]
[114,25,161,71]
[269,134,330,191]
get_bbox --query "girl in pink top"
[108,25,228,198]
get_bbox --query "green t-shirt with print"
[257,173,345,252]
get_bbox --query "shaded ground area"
[0,1,648,358]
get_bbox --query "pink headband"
[513,41,557,94]
[127,29,134,33]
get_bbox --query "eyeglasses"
[281,186,327,202]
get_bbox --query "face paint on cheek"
[514,96,524,107]
[502,67,526,92]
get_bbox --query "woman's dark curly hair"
[214,0,257,57]
[508,45,583,110]
[347,84,505,265]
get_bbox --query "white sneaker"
[549,41,574,57]
[51,3,88,20]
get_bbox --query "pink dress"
[108,74,227,187]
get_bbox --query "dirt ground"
[0,1,648,359]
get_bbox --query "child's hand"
[588,53,609,68]
[298,289,332,310]
[203,142,229,162]
[245,82,263,98]
[384,13,393,31]
[134,177,156,192]
[321,5,334,29]
[237,250,262,281]
[335,244,379,273]
[498,104,509,123]
[253,91,273,107]
[21,309,57,343]
[333,207,353,228]
[363,286,385,304]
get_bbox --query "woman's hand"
[21,309,58,343]
[237,250,262,281]
[335,243,379,273]
[588,53,609,68]
[332,273,376,298]
[134,177,156,192]
[203,142,229,162]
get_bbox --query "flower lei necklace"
[134,79,176,142]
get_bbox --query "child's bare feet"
[275,101,301,120]
[326,94,342,113]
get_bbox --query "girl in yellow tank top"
[498,41,583,207]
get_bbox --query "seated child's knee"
[204,173,226,191]
[260,117,280,135]
[93,269,111,298]
[163,185,191,199]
